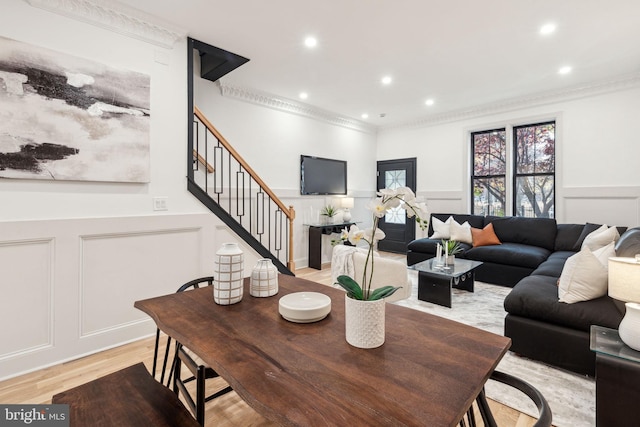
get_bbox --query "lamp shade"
[341,197,354,209]
[608,257,640,302]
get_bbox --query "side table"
[590,325,640,426]
[306,222,355,270]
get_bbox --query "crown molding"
[383,72,640,131]
[24,0,185,48]
[220,72,639,133]
[217,82,377,134]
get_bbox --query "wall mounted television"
[300,155,347,195]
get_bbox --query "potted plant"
[334,187,429,348]
[441,239,462,265]
[320,205,339,224]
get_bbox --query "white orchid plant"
[335,187,429,300]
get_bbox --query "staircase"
[188,107,295,275]
[187,37,295,275]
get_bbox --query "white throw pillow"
[429,216,452,239]
[558,242,615,304]
[449,220,473,245]
[581,225,620,251]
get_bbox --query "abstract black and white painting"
[0,36,150,183]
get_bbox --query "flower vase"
[345,295,385,348]
[446,255,455,266]
[213,243,244,305]
[250,258,278,297]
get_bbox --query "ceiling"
[116,0,640,128]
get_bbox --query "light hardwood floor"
[0,256,540,426]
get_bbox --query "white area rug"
[394,271,595,427]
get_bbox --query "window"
[471,129,506,216]
[471,121,555,218]
[514,122,555,218]
[384,169,406,224]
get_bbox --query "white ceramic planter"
[344,294,385,348]
[213,242,244,305]
[250,258,278,297]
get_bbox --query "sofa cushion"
[450,220,473,244]
[532,251,574,278]
[429,216,452,239]
[407,238,472,257]
[572,223,602,251]
[558,242,615,304]
[427,213,484,236]
[488,216,557,251]
[504,275,623,331]
[464,242,550,269]
[582,225,620,251]
[573,223,628,251]
[471,223,501,247]
[554,224,585,251]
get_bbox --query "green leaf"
[368,286,401,300]
[335,275,363,300]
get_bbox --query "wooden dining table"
[135,274,510,427]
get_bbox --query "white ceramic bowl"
[278,292,331,323]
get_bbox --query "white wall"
[194,76,379,267]
[0,3,377,380]
[2,1,639,381]
[377,88,640,227]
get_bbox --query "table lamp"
[608,256,640,351]
[341,197,354,222]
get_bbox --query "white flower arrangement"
[335,187,429,300]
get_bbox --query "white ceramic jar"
[250,258,278,297]
[213,242,244,305]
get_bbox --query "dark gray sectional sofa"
[407,213,640,376]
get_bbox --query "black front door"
[376,158,417,253]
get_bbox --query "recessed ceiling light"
[558,66,572,75]
[361,113,369,119]
[425,99,435,106]
[381,76,392,85]
[299,92,308,99]
[304,36,317,48]
[540,23,556,35]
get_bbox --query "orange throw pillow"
[471,223,502,247]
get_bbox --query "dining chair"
[460,370,552,427]
[152,276,233,426]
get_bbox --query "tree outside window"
[471,122,555,218]
[471,129,506,216]
[514,122,555,218]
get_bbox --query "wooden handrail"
[193,149,214,173]
[194,106,294,220]
[194,106,296,271]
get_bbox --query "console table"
[306,222,355,269]
[590,325,640,426]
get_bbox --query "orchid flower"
[335,187,429,300]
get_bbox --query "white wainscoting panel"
[420,191,466,216]
[0,239,53,360]
[80,228,201,337]
[0,213,231,381]
[562,186,640,228]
